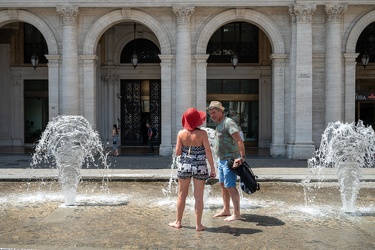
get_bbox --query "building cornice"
[1,0,374,8]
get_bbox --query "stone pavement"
[1,152,375,182]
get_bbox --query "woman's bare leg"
[169,178,190,229]
[193,178,207,231]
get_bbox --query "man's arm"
[231,131,246,168]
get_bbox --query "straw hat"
[206,101,225,111]
[182,108,206,130]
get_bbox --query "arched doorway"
[206,21,272,147]
[355,22,375,128]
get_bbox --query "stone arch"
[346,10,375,53]
[0,10,58,55]
[196,9,285,55]
[83,9,171,56]
[113,31,161,64]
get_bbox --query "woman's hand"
[209,169,216,178]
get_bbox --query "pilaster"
[45,54,61,120]
[344,53,359,123]
[194,54,209,115]
[81,55,99,128]
[159,54,174,156]
[270,54,287,157]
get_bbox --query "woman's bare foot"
[223,214,242,221]
[213,210,231,217]
[196,225,207,231]
[168,221,182,229]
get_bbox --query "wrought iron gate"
[121,80,160,145]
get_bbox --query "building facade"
[0,1,375,159]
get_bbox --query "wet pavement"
[0,181,374,249]
[0,147,375,249]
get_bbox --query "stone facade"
[0,1,375,159]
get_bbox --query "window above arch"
[207,22,259,64]
[120,38,161,64]
[356,21,375,64]
[24,23,48,64]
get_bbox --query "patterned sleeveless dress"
[177,145,209,180]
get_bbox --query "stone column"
[194,54,209,113]
[344,53,359,122]
[288,4,316,159]
[270,54,287,157]
[45,55,60,120]
[159,54,174,156]
[173,6,194,130]
[81,55,98,128]
[325,4,347,125]
[57,6,79,115]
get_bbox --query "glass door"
[206,101,258,146]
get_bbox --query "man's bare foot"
[223,214,242,221]
[213,210,231,217]
[168,221,182,229]
[196,225,207,231]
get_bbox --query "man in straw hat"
[207,101,246,221]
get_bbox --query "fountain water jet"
[304,120,375,212]
[31,115,109,206]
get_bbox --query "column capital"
[57,6,79,26]
[173,6,195,24]
[325,4,347,23]
[289,4,316,23]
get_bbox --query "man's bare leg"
[223,187,241,221]
[213,182,232,217]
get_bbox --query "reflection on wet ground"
[0,181,374,249]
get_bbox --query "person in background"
[169,108,216,231]
[112,124,120,156]
[207,101,246,221]
[146,122,154,153]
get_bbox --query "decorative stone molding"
[290,4,316,23]
[56,6,79,26]
[325,4,347,23]
[7,9,18,19]
[121,8,132,20]
[173,6,195,24]
[235,8,246,19]
[270,54,287,67]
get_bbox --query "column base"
[287,143,315,160]
[158,144,173,156]
[270,144,286,157]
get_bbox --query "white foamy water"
[30,115,110,206]
[303,120,375,212]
